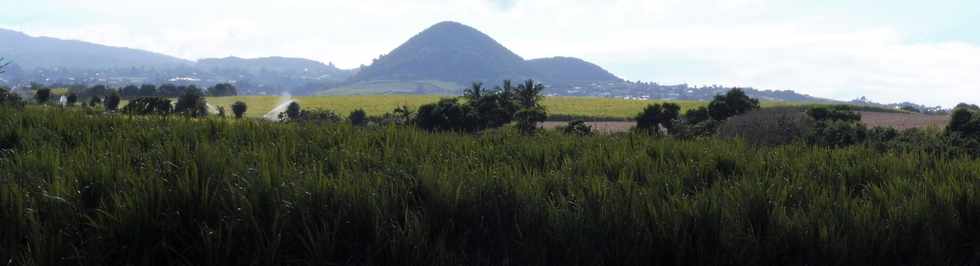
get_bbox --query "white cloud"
[4,0,979,106]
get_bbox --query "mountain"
[195,56,354,95]
[526,57,621,83]
[350,21,536,84]
[197,56,347,76]
[0,28,191,69]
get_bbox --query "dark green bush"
[121,97,173,116]
[104,90,122,111]
[685,106,710,124]
[0,88,24,109]
[717,107,815,146]
[349,109,368,126]
[635,103,680,133]
[807,105,861,122]
[231,101,248,119]
[174,89,209,117]
[806,120,868,147]
[707,88,759,120]
[559,120,594,136]
[33,88,51,104]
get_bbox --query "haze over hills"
[0,28,191,69]
[0,22,840,103]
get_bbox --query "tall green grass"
[1,107,978,265]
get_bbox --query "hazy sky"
[2,0,978,106]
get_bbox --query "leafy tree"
[806,120,868,148]
[560,120,594,136]
[463,82,485,101]
[66,93,78,106]
[349,109,368,126]
[34,88,51,104]
[515,106,547,135]
[104,91,122,111]
[208,83,238,97]
[685,106,710,124]
[121,85,140,98]
[158,84,180,97]
[0,87,25,108]
[947,106,980,138]
[86,85,109,99]
[416,98,478,132]
[231,101,248,119]
[282,102,302,121]
[174,89,208,117]
[708,88,760,120]
[88,97,102,107]
[807,106,861,122]
[392,105,415,125]
[122,97,173,116]
[636,103,681,133]
[139,84,158,97]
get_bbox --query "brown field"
[542,111,951,134]
[858,111,949,130]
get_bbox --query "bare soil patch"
[543,111,950,134]
[858,111,949,130]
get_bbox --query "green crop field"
[205,95,805,120]
[1,106,977,265]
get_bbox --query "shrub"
[807,105,861,122]
[708,88,760,120]
[66,93,78,106]
[717,107,815,146]
[104,91,122,111]
[34,88,51,104]
[635,103,680,133]
[349,109,368,126]
[174,89,209,117]
[560,120,594,136]
[515,106,547,135]
[283,102,302,121]
[88,97,102,108]
[806,120,868,147]
[416,98,478,132]
[947,107,980,138]
[121,97,173,116]
[292,109,343,124]
[685,106,710,124]
[673,120,722,139]
[231,101,248,119]
[208,83,238,97]
[0,88,24,109]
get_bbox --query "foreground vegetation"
[1,106,979,265]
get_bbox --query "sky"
[1,0,978,106]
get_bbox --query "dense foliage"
[0,107,978,265]
[121,97,174,116]
[0,87,24,109]
[707,88,760,120]
[231,101,248,119]
[635,103,681,133]
[416,80,547,134]
[174,89,209,117]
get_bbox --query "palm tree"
[463,82,484,101]
[515,79,545,109]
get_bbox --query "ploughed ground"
[542,111,951,134]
